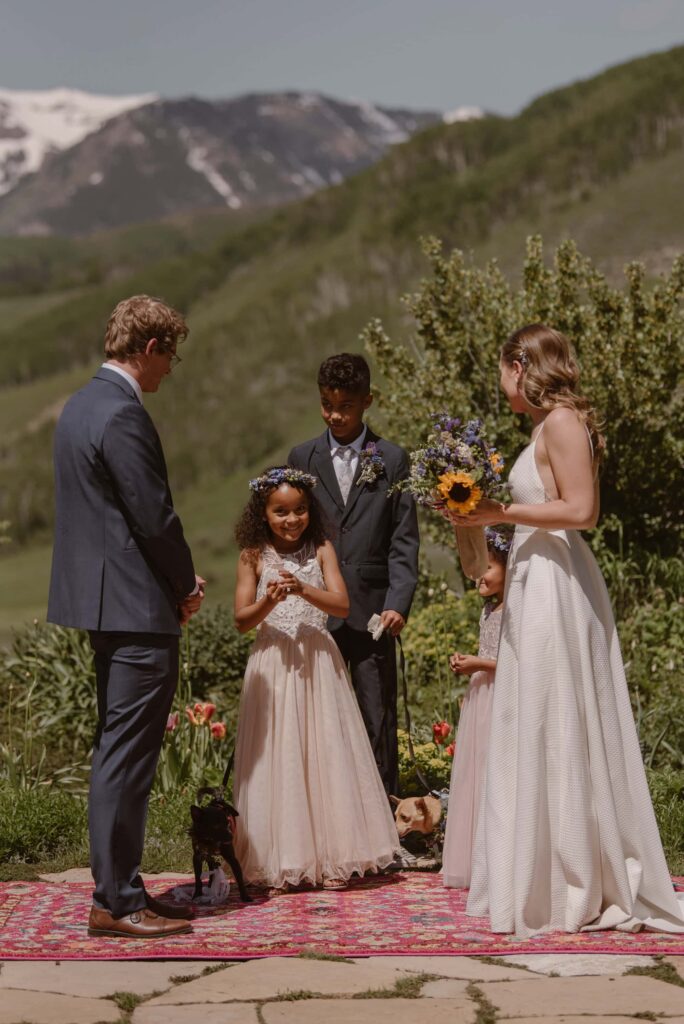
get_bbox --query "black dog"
[189,787,252,902]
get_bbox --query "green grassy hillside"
[1,44,683,636]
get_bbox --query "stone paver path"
[0,954,681,1023]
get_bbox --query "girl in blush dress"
[442,528,510,889]
[232,466,399,896]
[449,323,684,936]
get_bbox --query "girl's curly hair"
[234,466,332,551]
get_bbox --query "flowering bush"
[397,729,453,795]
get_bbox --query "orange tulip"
[211,721,227,741]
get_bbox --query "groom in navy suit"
[48,295,204,939]
[289,354,419,795]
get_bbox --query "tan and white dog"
[390,794,443,839]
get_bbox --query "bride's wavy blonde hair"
[501,323,606,465]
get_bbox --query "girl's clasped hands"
[265,570,304,604]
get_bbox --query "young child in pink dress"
[232,466,399,896]
[442,527,511,889]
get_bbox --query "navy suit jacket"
[47,367,195,635]
[288,428,419,631]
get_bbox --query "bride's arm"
[234,549,281,633]
[279,540,350,618]
[453,409,599,532]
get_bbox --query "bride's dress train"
[466,427,684,936]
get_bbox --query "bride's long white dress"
[466,426,684,935]
[233,542,399,888]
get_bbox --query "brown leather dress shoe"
[88,905,192,938]
[145,893,194,920]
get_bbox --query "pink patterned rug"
[1,873,683,960]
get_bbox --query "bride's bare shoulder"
[544,407,585,438]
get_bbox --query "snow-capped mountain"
[0,87,156,196]
[0,89,479,236]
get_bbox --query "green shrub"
[398,728,453,794]
[0,787,87,863]
[180,605,252,712]
[646,768,684,875]
[402,587,482,728]
[365,235,684,552]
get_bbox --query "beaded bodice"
[479,604,503,660]
[256,542,328,640]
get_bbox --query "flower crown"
[485,525,514,556]
[249,467,317,494]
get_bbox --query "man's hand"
[380,609,406,637]
[179,575,206,624]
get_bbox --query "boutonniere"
[357,442,386,486]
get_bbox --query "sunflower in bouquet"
[395,414,508,514]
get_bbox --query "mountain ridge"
[0,89,458,235]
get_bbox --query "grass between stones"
[297,950,355,963]
[476,955,531,972]
[626,957,684,988]
[467,982,498,1024]
[352,973,438,999]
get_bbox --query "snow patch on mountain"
[0,86,155,194]
[355,101,408,144]
[443,106,484,124]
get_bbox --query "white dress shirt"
[102,362,142,404]
[328,425,367,490]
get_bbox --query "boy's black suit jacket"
[288,428,419,631]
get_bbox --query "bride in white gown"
[449,323,684,936]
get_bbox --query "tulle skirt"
[442,669,494,889]
[233,625,400,888]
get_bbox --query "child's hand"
[278,570,304,596]
[450,653,479,675]
[265,579,288,604]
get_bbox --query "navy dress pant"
[332,624,399,797]
[88,631,178,917]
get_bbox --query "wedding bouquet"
[395,414,509,578]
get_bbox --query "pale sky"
[1,0,683,114]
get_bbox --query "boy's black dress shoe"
[145,893,194,920]
[88,906,192,938]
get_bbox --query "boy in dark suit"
[289,354,419,795]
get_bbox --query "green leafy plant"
[364,234,684,551]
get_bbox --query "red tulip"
[445,742,456,758]
[211,722,227,740]
[165,712,180,733]
[432,721,452,745]
[190,702,216,725]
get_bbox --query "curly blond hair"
[104,295,188,361]
[501,323,605,464]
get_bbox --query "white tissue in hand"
[367,613,385,641]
